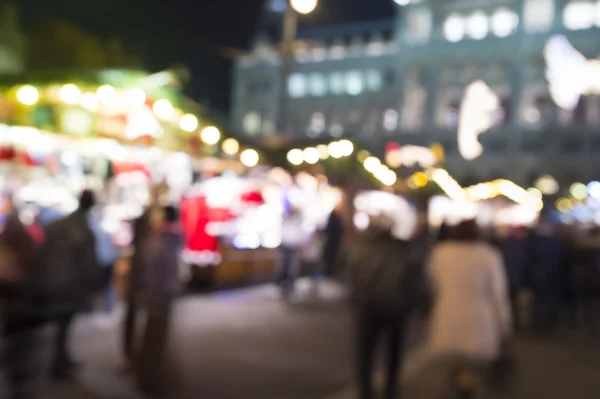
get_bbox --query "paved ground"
[7,279,600,399]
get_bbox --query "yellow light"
[337,139,354,157]
[328,141,344,159]
[430,143,445,162]
[385,151,402,168]
[303,147,320,164]
[375,168,397,187]
[290,0,318,14]
[556,198,573,213]
[535,175,559,195]
[570,183,588,200]
[179,114,199,132]
[80,93,99,111]
[222,138,240,155]
[16,85,39,105]
[363,157,381,173]
[59,84,81,105]
[471,183,493,200]
[240,149,259,167]
[124,88,146,108]
[527,187,543,199]
[316,144,329,160]
[357,150,370,163]
[152,99,174,121]
[287,149,304,165]
[200,126,221,145]
[96,85,116,104]
[412,172,429,188]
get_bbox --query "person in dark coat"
[348,214,425,399]
[498,226,529,331]
[323,206,344,276]
[527,220,563,334]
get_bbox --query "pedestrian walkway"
[36,280,600,399]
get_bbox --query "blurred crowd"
[2,188,600,399]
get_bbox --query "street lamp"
[276,0,318,135]
[290,0,318,14]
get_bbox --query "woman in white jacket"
[427,220,512,398]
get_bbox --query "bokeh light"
[240,149,259,167]
[200,126,221,145]
[16,85,39,105]
[59,84,81,105]
[222,138,240,155]
[287,149,304,165]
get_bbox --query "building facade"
[0,2,24,75]
[231,0,600,186]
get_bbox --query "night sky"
[16,0,395,113]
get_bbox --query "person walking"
[88,206,120,315]
[348,214,427,399]
[1,209,46,399]
[277,206,309,298]
[39,190,101,380]
[427,220,512,398]
[135,205,182,396]
[122,207,152,366]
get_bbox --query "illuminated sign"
[458,80,499,160]
[544,35,600,110]
[385,144,437,168]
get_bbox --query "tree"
[25,19,140,70]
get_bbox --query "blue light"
[232,234,261,250]
[588,181,600,199]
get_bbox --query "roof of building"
[297,18,395,41]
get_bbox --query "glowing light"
[287,149,304,165]
[556,198,573,213]
[357,150,370,163]
[387,145,437,168]
[527,188,543,199]
[354,211,370,230]
[458,80,499,160]
[60,151,78,167]
[80,93,99,111]
[570,182,588,200]
[328,141,344,159]
[544,35,600,111]
[491,8,518,37]
[290,0,318,14]
[337,139,354,157]
[152,99,174,121]
[564,2,595,30]
[466,11,489,40]
[316,144,329,159]
[124,88,146,108]
[386,151,402,168]
[363,157,381,173]
[179,114,199,132]
[378,169,397,187]
[16,85,39,105]
[59,84,81,105]
[200,126,221,145]
[96,85,116,104]
[411,172,429,188]
[303,147,320,164]
[240,149,259,167]
[444,14,465,42]
[222,138,240,155]
[535,175,559,195]
[588,181,600,199]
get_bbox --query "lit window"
[366,35,386,56]
[329,41,346,59]
[346,71,364,95]
[466,11,489,40]
[310,112,326,134]
[366,70,383,91]
[309,73,327,96]
[564,2,595,30]
[330,72,345,94]
[295,47,310,63]
[330,124,344,137]
[444,14,466,42]
[524,0,555,32]
[383,109,399,131]
[491,8,519,37]
[401,88,427,131]
[406,8,432,43]
[243,112,262,135]
[312,45,327,62]
[288,74,307,98]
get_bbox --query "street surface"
[9,279,600,399]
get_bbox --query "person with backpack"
[347,213,427,399]
[40,189,101,380]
